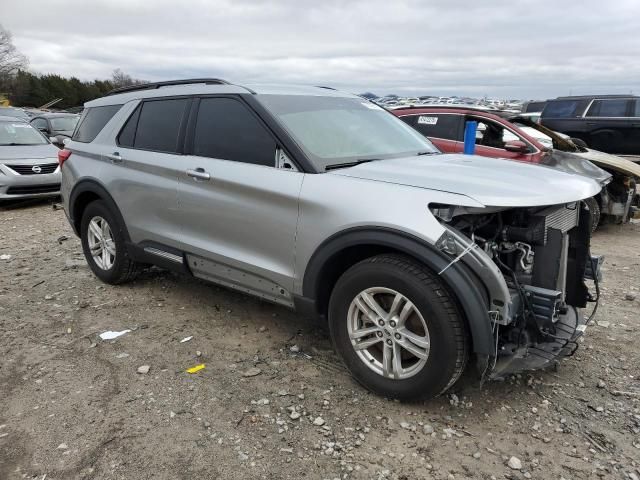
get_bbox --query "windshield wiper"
[325,159,379,171]
[416,151,438,156]
[0,143,40,146]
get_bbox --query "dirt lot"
[1,200,639,480]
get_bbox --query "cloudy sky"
[3,0,639,99]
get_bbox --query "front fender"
[302,227,495,356]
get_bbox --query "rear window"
[541,100,580,118]
[400,114,463,141]
[72,105,122,142]
[585,99,631,117]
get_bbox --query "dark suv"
[540,95,640,155]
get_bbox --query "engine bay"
[432,201,601,377]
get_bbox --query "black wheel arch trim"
[68,179,131,243]
[302,227,495,356]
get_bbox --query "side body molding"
[302,227,495,356]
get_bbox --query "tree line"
[4,69,144,109]
[0,24,144,109]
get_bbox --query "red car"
[392,106,546,161]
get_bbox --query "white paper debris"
[180,336,193,343]
[99,329,131,340]
[0,254,11,260]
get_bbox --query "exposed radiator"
[535,203,580,243]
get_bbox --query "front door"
[471,117,537,162]
[177,96,303,306]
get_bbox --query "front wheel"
[328,254,469,400]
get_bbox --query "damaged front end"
[432,201,602,379]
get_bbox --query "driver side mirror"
[38,126,50,135]
[504,140,529,153]
[49,136,64,148]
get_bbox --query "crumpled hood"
[0,144,60,161]
[541,150,612,185]
[330,153,602,207]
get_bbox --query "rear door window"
[132,98,190,153]
[542,100,580,118]
[72,104,122,142]
[191,97,276,167]
[585,99,632,117]
[400,114,463,141]
[634,100,640,118]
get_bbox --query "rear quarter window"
[585,99,631,117]
[400,114,463,141]
[72,104,123,143]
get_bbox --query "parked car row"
[54,79,606,401]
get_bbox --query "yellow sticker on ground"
[186,364,205,374]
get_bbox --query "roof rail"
[315,85,337,91]
[106,78,232,96]
[556,94,637,99]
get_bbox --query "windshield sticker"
[418,116,438,125]
[361,102,383,110]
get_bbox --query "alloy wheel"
[87,216,116,270]
[347,287,430,380]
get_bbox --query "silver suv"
[61,79,602,400]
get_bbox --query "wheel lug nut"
[376,331,383,337]
[378,320,385,326]
[389,321,396,328]
[386,339,392,346]
[395,333,401,340]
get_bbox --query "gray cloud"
[3,0,639,98]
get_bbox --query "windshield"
[0,121,48,145]
[258,95,439,170]
[50,116,79,131]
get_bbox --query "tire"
[328,254,469,401]
[80,200,142,284]
[584,197,601,233]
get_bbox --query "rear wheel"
[80,200,142,284]
[328,254,469,400]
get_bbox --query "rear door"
[108,97,189,249]
[583,98,636,154]
[177,96,303,305]
[398,113,463,152]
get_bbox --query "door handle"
[107,152,123,164]
[186,168,211,181]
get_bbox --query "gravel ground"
[1,199,639,480]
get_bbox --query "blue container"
[463,120,477,155]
